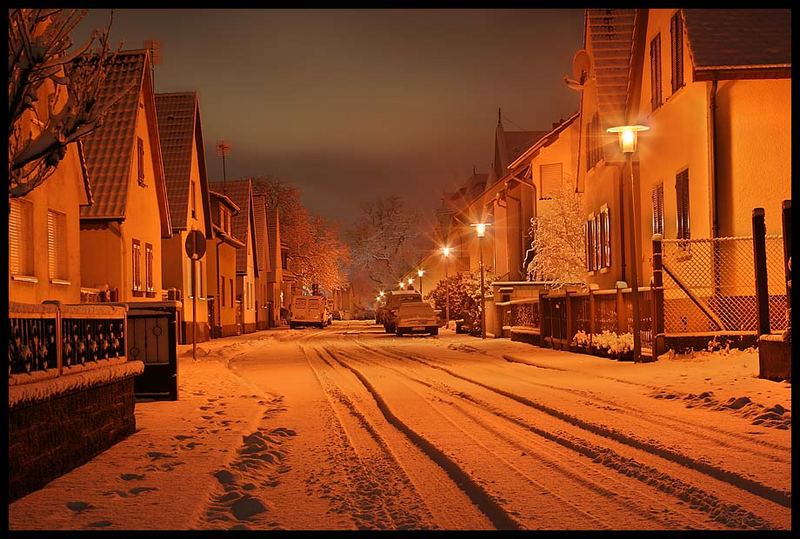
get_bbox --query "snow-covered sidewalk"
[8,332,283,531]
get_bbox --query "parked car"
[395,301,438,336]
[331,310,343,321]
[289,295,330,329]
[381,290,423,333]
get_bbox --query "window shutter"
[671,11,684,93]
[10,200,23,275]
[650,34,662,110]
[602,207,611,268]
[676,170,690,240]
[10,199,33,276]
[47,210,66,280]
[651,183,664,236]
[540,163,563,199]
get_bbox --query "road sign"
[185,230,206,260]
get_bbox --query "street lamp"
[408,277,413,287]
[471,222,491,339]
[417,269,424,296]
[607,124,649,363]
[441,246,451,325]
[399,280,405,289]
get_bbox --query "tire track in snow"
[337,345,721,530]
[387,345,791,510]
[299,344,432,530]
[316,345,523,530]
[348,340,784,528]
[329,351,692,529]
[501,353,790,453]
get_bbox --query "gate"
[127,308,178,400]
[208,296,217,338]
[542,295,568,349]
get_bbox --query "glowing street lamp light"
[379,290,385,297]
[398,280,405,289]
[417,269,425,296]
[607,124,649,362]
[441,246,452,324]
[408,277,413,286]
[471,223,491,339]
[607,124,649,154]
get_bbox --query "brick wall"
[8,377,137,502]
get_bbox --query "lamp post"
[471,223,490,339]
[441,246,451,324]
[607,124,649,362]
[417,269,424,296]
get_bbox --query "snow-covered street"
[10,321,791,530]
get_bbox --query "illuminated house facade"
[155,91,214,343]
[79,50,173,302]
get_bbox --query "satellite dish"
[572,49,592,84]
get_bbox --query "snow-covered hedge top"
[9,360,144,410]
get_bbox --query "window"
[651,182,665,236]
[191,181,197,219]
[47,210,67,281]
[650,33,662,110]
[676,169,690,240]
[594,213,602,271]
[10,199,34,277]
[220,207,227,233]
[137,137,146,186]
[599,206,611,269]
[132,239,142,292]
[145,242,154,293]
[585,113,603,171]
[585,215,596,272]
[221,275,226,306]
[230,278,234,307]
[539,163,563,199]
[670,11,685,94]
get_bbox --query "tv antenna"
[216,140,231,192]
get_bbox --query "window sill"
[11,275,38,283]
[50,279,72,286]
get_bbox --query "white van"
[289,296,330,329]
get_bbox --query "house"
[573,8,791,292]
[206,186,244,337]
[264,207,298,325]
[155,92,214,343]
[251,191,272,330]
[79,49,173,301]
[214,179,259,333]
[9,137,93,305]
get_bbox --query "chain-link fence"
[661,235,787,334]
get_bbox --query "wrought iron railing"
[9,302,127,382]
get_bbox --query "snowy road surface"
[9,321,791,530]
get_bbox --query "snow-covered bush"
[574,330,633,357]
[572,330,590,348]
[427,270,494,335]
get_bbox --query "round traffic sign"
[185,230,207,260]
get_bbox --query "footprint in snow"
[147,451,176,460]
[66,501,93,513]
[86,521,113,528]
[120,473,145,481]
[174,434,194,441]
[129,486,158,496]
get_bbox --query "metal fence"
[9,302,127,382]
[661,235,787,334]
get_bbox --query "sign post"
[185,230,207,361]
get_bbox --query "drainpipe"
[709,79,721,298]
[709,79,719,239]
[215,234,222,335]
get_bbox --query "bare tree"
[8,9,129,198]
[252,176,350,294]
[346,196,421,287]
